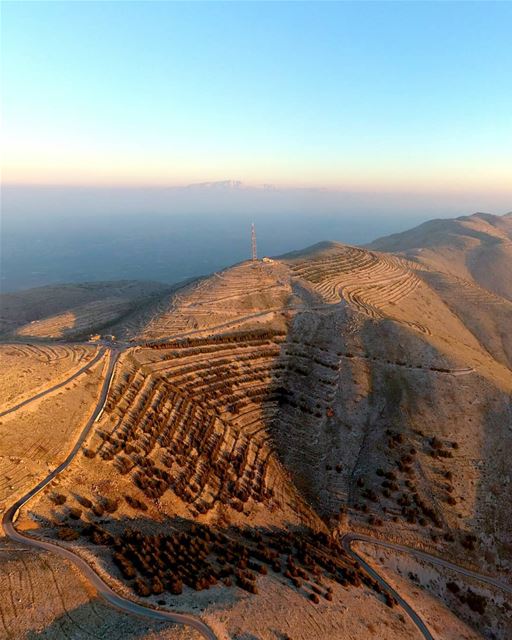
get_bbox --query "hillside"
[367,212,512,301]
[0,280,173,340]
[3,211,512,640]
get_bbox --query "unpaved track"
[0,347,106,418]
[2,347,217,640]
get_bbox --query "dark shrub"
[57,527,80,541]
[446,581,459,593]
[77,496,93,509]
[134,578,151,597]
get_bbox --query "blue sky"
[2,1,511,194]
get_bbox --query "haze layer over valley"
[1,212,511,640]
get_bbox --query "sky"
[1,0,511,201]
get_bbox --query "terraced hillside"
[87,329,311,527]
[0,348,107,508]
[6,212,512,640]
[0,280,172,340]
[0,343,95,408]
[138,261,297,341]
[287,244,420,309]
[271,308,512,568]
[368,211,512,301]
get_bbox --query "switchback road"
[341,534,434,640]
[2,347,217,640]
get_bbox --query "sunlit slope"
[0,280,172,339]
[10,224,512,634]
[367,211,512,301]
[137,260,301,341]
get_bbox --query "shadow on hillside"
[30,510,353,616]
[472,390,512,573]
[24,597,195,639]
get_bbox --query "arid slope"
[4,211,512,640]
[367,211,512,300]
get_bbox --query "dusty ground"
[0,538,201,640]
[200,570,417,640]
[0,350,107,510]
[356,541,512,640]
[0,344,96,410]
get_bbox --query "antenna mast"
[251,223,257,261]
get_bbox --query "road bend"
[341,535,434,640]
[2,347,217,640]
[343,533,512,595]
[0,347,106,418]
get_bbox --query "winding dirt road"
[342,533,512,595]
[0,346,106,418]
[2,342,506,640]
[341,534,434,640]
[2,347,217,640]
[342,532,512,640]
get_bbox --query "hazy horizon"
[1,186,509,293]
[2,1,511,193]
[2,1,511,292]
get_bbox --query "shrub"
[384,593,396,607]
[465,590,486,614]
[103,497,119,513]
[57,527,80,541]
[446,581,459,593]
[134,578,151,597]
[169,578,183,595]
[151,576,165,595]
[92,504,104,517]
[125,495,148,511]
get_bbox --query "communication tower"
[251,223,257,261]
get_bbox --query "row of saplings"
[93,372,272,511]
[77,520,397,607]
[144,328,286,351]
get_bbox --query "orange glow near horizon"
[3,162,512,196]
